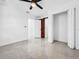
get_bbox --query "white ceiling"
[1,0,76,16]
[27,0,75,16]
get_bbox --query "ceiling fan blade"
[36,0,42,2]
[36,3,43,9]
[20,0,31,2]
[30,6,33,10]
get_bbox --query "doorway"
[48,8,75,49]
[53,11,68,43]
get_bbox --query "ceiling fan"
[20,0,43,10]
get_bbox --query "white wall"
[0,0,28,46]
[53,14,59,41]
[0,3,2,23]
[28,18,35,39]
[45,19,48,38]
[53,12,68,43]
[75,0,79,49]
[0,3,2,39]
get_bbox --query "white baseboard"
[0,39,27,47]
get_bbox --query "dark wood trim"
[41,18,45,38]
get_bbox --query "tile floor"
[0,39,79,59]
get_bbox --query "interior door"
[41,18,45,38]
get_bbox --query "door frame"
[48,8,76,49]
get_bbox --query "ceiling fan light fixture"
[31,2,36,7]
[20,0,43,10]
